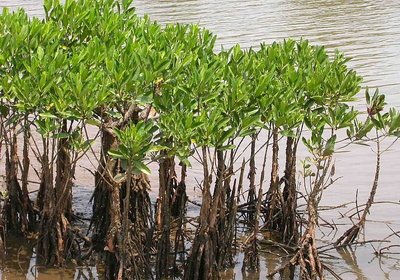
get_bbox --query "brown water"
[1,0,400,279]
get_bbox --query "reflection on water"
[1,0,400,279]
[337,246,366,280]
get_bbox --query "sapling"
[336,89,400,246]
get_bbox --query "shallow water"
[1,0,400,279]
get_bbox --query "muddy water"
[1,0,400,279]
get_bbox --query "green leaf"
[365,88,370,105]
[179,157,192,168]
[37,46,44,61]
[134,161,151,175]
[86,118,101,126]
[108,149,126,159]
[149,145,168,152]
[122,0,133,10]
[218,144,236,151]
[323,134,337,157]
[53,132,70,139]
[39,112,58,119]
[371,117,383,130]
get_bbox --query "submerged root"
[268,228,323,280]
[36,212,80,266]
[294,230,323,280]
[184,228,217,280]
[242,234,259,272]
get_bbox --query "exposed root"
[184,147,220,279]
[36,212,79,265]
[267,228,323,280]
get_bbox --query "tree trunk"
[21,117,36,230]
[4,126,32,235]
[184,147,216,279]
[247,134,257,224]
[55,121,73,221]
[172,163,188,274]
[217,148,237,269]
[282,136,299,244]
[265,126,282,231]
[155,154,175,279]
[36,138,58,264]
[242,135,269,272]
[36,121,78,266]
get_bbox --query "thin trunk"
[216,148,236,268]
[105,174,122,279]
[93,126,152,279]
[289,157,332,279]
[243,136,269,271]
[297,198,323,280]
[173,163,188,272]
[269,157,329,280]
[37,138,58,264]
[55,121,73,220]
[128,174,153,278]
[171,163,187,218]
[214,150,231,268]
[37,121,79,266]
[119,164,132,278]
[92,127,121,279]
[92,128,115,250]
[5,128,21,232]
[21,116,36,229]
[247,134,257,224]
[282,136,299,244]
[156,154,174,279]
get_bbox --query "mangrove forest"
[1,0,400,279]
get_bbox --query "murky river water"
[1,0,400,279]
